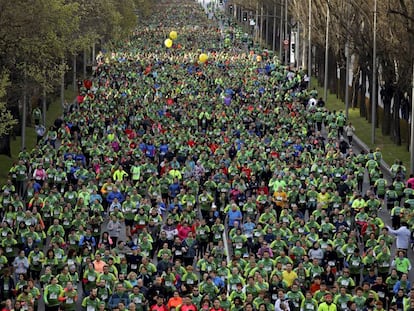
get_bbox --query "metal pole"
[296,24,300,68]
[273,4,277,52]
[345,0,350,119]
[92,42,96,65]
[323,0,329,103]
[42,88,47,126]
[345,42,350,119]
[61,60,65,109]
[83,49,86,78]
[372,0,377,145]
[308,0,312,86]
[411,61,414,174]
[73,54,77,92]
[266,6,269,46]
[279,2,283,60]
[284,0,288,65]
[21,76,27,150]
[255,3,259,43]
[260,5,264,43]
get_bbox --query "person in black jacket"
[0,269,15,301]
[147,277,167,306]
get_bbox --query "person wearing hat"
[317,293,337,311]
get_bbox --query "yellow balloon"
[169,31,178,40]
[164,38,173,48]
[256,55,262,62]
[199,53,209,63]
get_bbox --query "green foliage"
[0,72,17,136]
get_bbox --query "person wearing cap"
[317,293,337,311]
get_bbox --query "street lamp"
[323,0,330,103]
[308,0,312,87]
[371,0,377,145]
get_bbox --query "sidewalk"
[311,81,410,174]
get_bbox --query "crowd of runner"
[0,0,413,311]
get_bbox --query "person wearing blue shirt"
[243,217,256,238]
[168,179,181,199]
[159,142,169,161]
[211,271,225,289]
[79,229,97,250]
[393,273,411,294]
[145,142,156,159]
[228,204,242,228]
[106,187,125,204]
[89,189,103,204]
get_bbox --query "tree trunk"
[393,91,401,145]
[42,88,47,126]
[21,78,27,150]
[0,135,11,157]
[359,68,367,118]
[73,54,77,92]
[381,82,393,135]
[83,49,87,78]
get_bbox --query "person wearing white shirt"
[387,222,411,251]
[275,289,291,311]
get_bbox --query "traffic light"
[243,12,248,22]
[229,5,233,15]
[291,43,295,53]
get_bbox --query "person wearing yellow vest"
[113,165,129,182]
[317,293,337,311]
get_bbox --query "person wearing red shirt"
[241,163,251,181]
[257,181,269,195]
[177,222,192,241]
[151,296,168,311]
[178,296,197,311]
[209,299,224,311]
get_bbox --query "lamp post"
[323,0,330,103]
[411,61,414,173]
[308,0,312,87]
[371,0,377,145]
[344,0,350,120]
[284,0,288,65]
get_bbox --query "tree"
[0,72,17,137]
